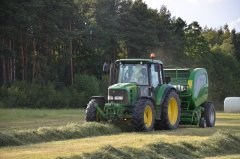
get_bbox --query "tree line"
[0,0,240,108]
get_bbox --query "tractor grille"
[108,89,128,105]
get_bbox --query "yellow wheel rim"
[168,97,178,125]
[144,105,153,128]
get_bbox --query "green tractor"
[85,55,216,131]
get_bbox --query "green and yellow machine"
[85,54,216,131]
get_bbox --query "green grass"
[0,109,85,132]
[0,108,84,121]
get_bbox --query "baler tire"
[157,90,181,130]
[85,99,100,122]
[199,117,207,128]
[133,99,155,131]
[203,103,216,127]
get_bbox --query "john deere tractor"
[85,54,216,131]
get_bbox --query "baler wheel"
[199,117,207,128]
[133,99,155,131]
[203,102,216,127]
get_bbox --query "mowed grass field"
[0,109,85,132]
[0,109,240,159]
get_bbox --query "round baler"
[164,68,215,127]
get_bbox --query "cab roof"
[115,59,163,65]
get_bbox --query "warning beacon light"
[150,53,156,59]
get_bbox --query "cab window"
[150,64,159,87]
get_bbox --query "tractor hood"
[109,83,137,90]
[108,83,138,105]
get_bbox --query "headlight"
[114,96,123,100]
[108,96,113,100]
[108,89,127,104]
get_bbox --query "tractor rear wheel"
[85,99,102,122]
[133,99,155,131]
[202,102,216,127]
[156,90,181,130]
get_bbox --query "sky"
[143,0,240,32]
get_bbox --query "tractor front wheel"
[133,99,155,131]
[85,99,101,122]
[156,90,181,130]
[202,102,216,127]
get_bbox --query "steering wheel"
[138,76,146,85]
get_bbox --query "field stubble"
[0,109,239,159]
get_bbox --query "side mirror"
[103,62,110,73]
[165,76,171,84]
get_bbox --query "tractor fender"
[91,96,105,100]
[90,96,106,107]
[138,96,155,104]
[155,84,177,119]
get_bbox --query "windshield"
[118,64,148,85]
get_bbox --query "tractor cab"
[109,59,164,97]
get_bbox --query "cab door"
[150,64,162,88]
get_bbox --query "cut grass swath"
[59,131,240,159]
[0,122,121,147]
